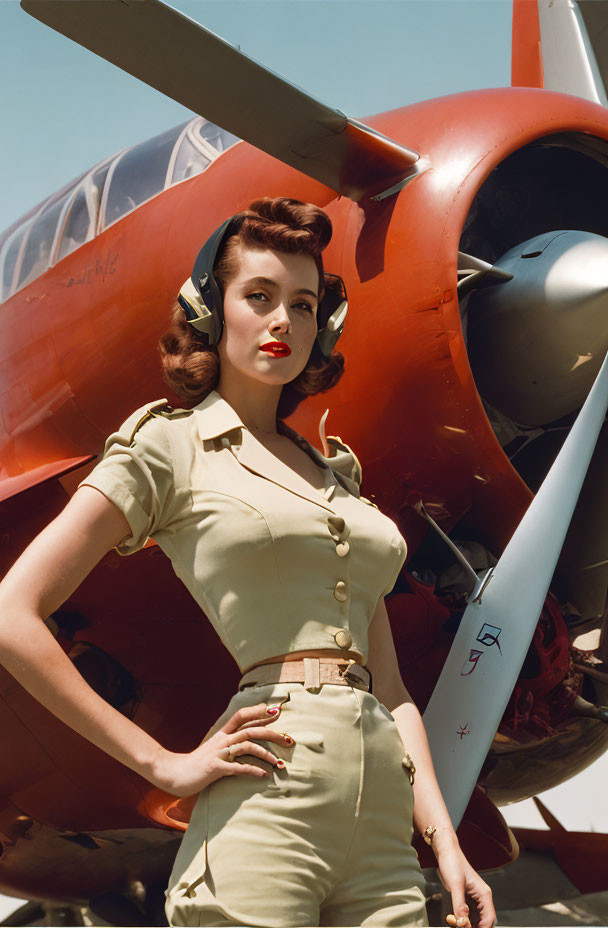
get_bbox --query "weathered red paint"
[512,0,544,89]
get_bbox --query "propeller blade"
[423,348,608,828]
[21,0,420,201]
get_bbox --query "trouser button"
[334,628,352,649]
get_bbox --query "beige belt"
[238,658,371,692]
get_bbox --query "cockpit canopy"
[0,117,239,303]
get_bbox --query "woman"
[0,197,495,928]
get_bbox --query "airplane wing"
[0,456,95,505]
[512,0,608,106]
[512,797,608,895]
[20,0,420,202]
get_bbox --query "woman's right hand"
[151,703,292,797]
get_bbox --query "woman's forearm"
[0,607,168,783]
[367,599,460,850]
[390,698,459,848]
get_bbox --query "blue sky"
[1,0,511,232]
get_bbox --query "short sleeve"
[77,402,175,556]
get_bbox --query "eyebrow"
[244,277,318,300]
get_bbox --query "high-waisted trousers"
[165,682,429,927]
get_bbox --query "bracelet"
[422,824,437,846]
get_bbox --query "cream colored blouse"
[77,390,407,671]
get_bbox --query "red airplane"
[1,0,608,922]
[512,797,608,896]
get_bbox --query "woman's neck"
[216,374,283,434]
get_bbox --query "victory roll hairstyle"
[158,197,345,418]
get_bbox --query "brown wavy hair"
[158,197,344,419]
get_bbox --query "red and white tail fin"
[512,0,608,105]
[511,0,543,89]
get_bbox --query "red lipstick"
[259,341,291,357]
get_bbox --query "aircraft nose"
[466,229,608,427]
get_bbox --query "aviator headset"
[177,216,348,359]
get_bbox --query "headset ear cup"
[316,273,347,357]
[198,274,224,346]
[178,279,215,338]
[179,216,235,346]
[316,298,348,357]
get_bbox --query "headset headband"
[177,215,347,359]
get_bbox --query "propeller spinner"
[467,230,608,426]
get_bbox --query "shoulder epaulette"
[128,398,193,445]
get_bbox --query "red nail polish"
[276,759,286,769]
[282,735,294,745]
[266,707,279,716]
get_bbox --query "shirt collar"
[193,389,319,448]
[193,390,358,479]
[193,390,245,441]
[193,389,339,512]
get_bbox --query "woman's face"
[218,243,320,388]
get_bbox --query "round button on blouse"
[335,541,350,557]
[334,628,352,649]
[333,581,348,602]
